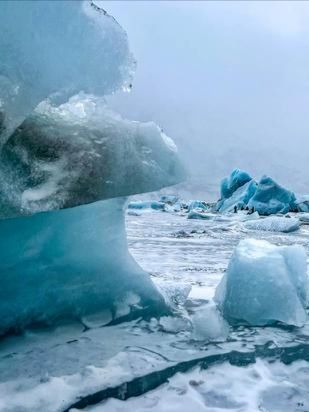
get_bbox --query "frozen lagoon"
[1,208,309,411]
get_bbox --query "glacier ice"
[244,216,300,233]
[188,200,209,211]
[0,198,168,335]
[187,210,215,220]
[128,200,165,211]
[216,170,299,215]
[295,195,309,212]
[219,168,253,200]
[160,195,179,205]
[215,239,308,326]
[0,95,184,218]
[217,180,257,212]
[0,1,185,334]
[0,1,135,140]
[247,175,296,215]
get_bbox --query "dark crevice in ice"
[63,342,309,411]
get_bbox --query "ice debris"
[215,239,308,326]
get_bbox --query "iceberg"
[247,175,296,215]
[187,210,215,220]
[294,195,309,213]
[244,216,300,233]
[159,194,179,205]
[215,239,308,327]
[217,180,257,212]
[188,200,209,211]
[128,201,165,211]
[0,1,185,334]
[220,168,253,200]
[0,1,135,140]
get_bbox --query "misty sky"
[104,1,309,197]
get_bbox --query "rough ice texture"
[188,200,209,211]
[0,1,184,332]
[0,1,135,139]
[247,175,296,215]
[295,195,309,212]
[0,198,165,335]
[217,180,257,212]
[187,210,214,220]
[128,201,165,210]
[0,95,184,218]
[215,239,308,327]
[220,168,253,200]
[299,213,309,222]
[244,216,300,233]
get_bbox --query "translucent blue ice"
[0,198,165,335]
[217,180,257,212]
[0,1,135,139]
[248,175,296,215]
[220,169,253,200]
[0,1,184,333]
[215,239,308,327]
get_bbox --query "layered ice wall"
[0,1,185,334]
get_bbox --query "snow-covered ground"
[1,209,309,411]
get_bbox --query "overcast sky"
[104,1,309,196]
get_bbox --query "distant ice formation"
[215,239,308,326]
[216,169,297,215]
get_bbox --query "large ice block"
[0,1,135,139]
[247,176,296,215]
[215,239,308,326]
[0,198,166,335]
[217,179,257,212]
[220,169,253,200]
[0,1,185,334]
[0,95,184,218]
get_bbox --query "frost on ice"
[244,216,300,233]
[215,239,308,327]
[0,1,185,334]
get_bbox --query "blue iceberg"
[220,169,253,200]
[247,176,296,215]
[217,180,257,212]
[294,195,309,213]
[0,1,185,334]
[215,239,308,327]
